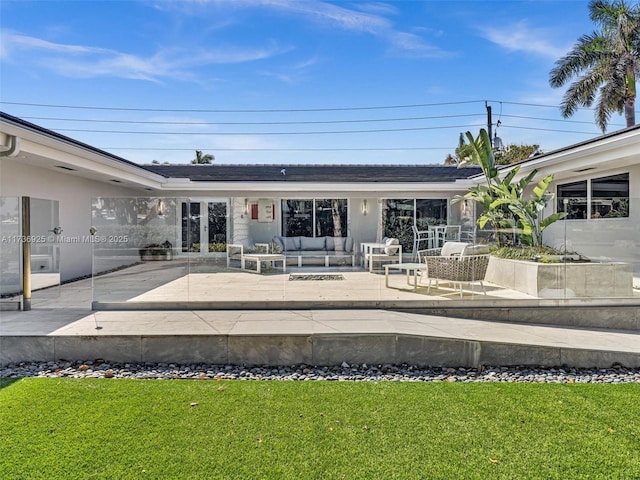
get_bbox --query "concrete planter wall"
[485,256,633,298]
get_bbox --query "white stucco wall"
[544,163,640,273]
[1,159,144,281]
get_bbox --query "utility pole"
[485,102,492,144]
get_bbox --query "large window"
[415,199,448,229]
[383,198,447,250]
[557,173,629,220]
[591,173,629,218]
[557,181,588,219]
[282,199,347,237]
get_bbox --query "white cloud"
[0,30,288,82]
[205,0,392,33]
[180,0,452,58]
[390,32,453,58]
[0,30,113,60]
[259,56,321,84]
[481,21,571,59]
[352,2,399,17]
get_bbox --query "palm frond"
[550,0,639,130]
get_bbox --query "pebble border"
[1,361,639,383]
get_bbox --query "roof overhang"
[474,126,640,184]
[1,116,166,190]
[157,178,475,196]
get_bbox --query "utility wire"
[52,124,489,135]
[52,122,599,136]
[501,125,598,134]
[500,113,623,126]
[4,98,623,113]
[19,113,482,126]
[0,99,484,113]
[17,112,624,127]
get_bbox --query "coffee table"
[383,262,424,291]
[241,253,286,274]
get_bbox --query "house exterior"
[1,111,638,308]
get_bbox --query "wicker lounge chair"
[417,242,490,297]
[421,254,489,297]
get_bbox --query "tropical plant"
[453,129,510,244]
[454,129,565,247]
[191,150,215,164]
[549,0,640,131]
[491,175,567,246]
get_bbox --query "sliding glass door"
[382,198,448,251]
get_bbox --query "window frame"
[556,172,629,220]
[382,198,449,251]
[281,198,349,237]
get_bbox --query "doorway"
[181,200,228,254]
[29,197,61,302]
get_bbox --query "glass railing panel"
[520,196,639,300]
[0,196,21,306]
[88,196,639,307]
[91,197,187,304]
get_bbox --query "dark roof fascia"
[0,111,166,176]
[141,164,482,183]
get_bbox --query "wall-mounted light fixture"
[361,199,368,216]
[243,199,249,215]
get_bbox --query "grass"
[1,378,639,479]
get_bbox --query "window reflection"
[383,199,448,251]
[591,173,629,219]
[557,180,588,219]
[557,173,629,220]
[282,199,347,237]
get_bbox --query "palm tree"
[444,133,475,165]
[549,0,640,132]
[191,150,215,164]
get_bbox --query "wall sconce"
[361,199,368,216]
[243,199,249,215]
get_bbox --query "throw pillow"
[384,237,399,255]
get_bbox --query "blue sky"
[0,0,633,165]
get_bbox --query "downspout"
[0,134,21,157]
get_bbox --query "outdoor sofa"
[272,235,356,267]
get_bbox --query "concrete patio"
[1,268,639,368]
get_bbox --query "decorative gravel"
[1,361,639,383]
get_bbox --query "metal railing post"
[21,196,31,311]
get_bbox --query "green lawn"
[1,378,639,479]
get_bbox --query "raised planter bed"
[140,251,173,261]
[139,241,174,262]
[485,256,633,298]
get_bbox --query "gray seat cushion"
[272,235,354,255]
[300,236,327,251]
[273,236,301,251]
